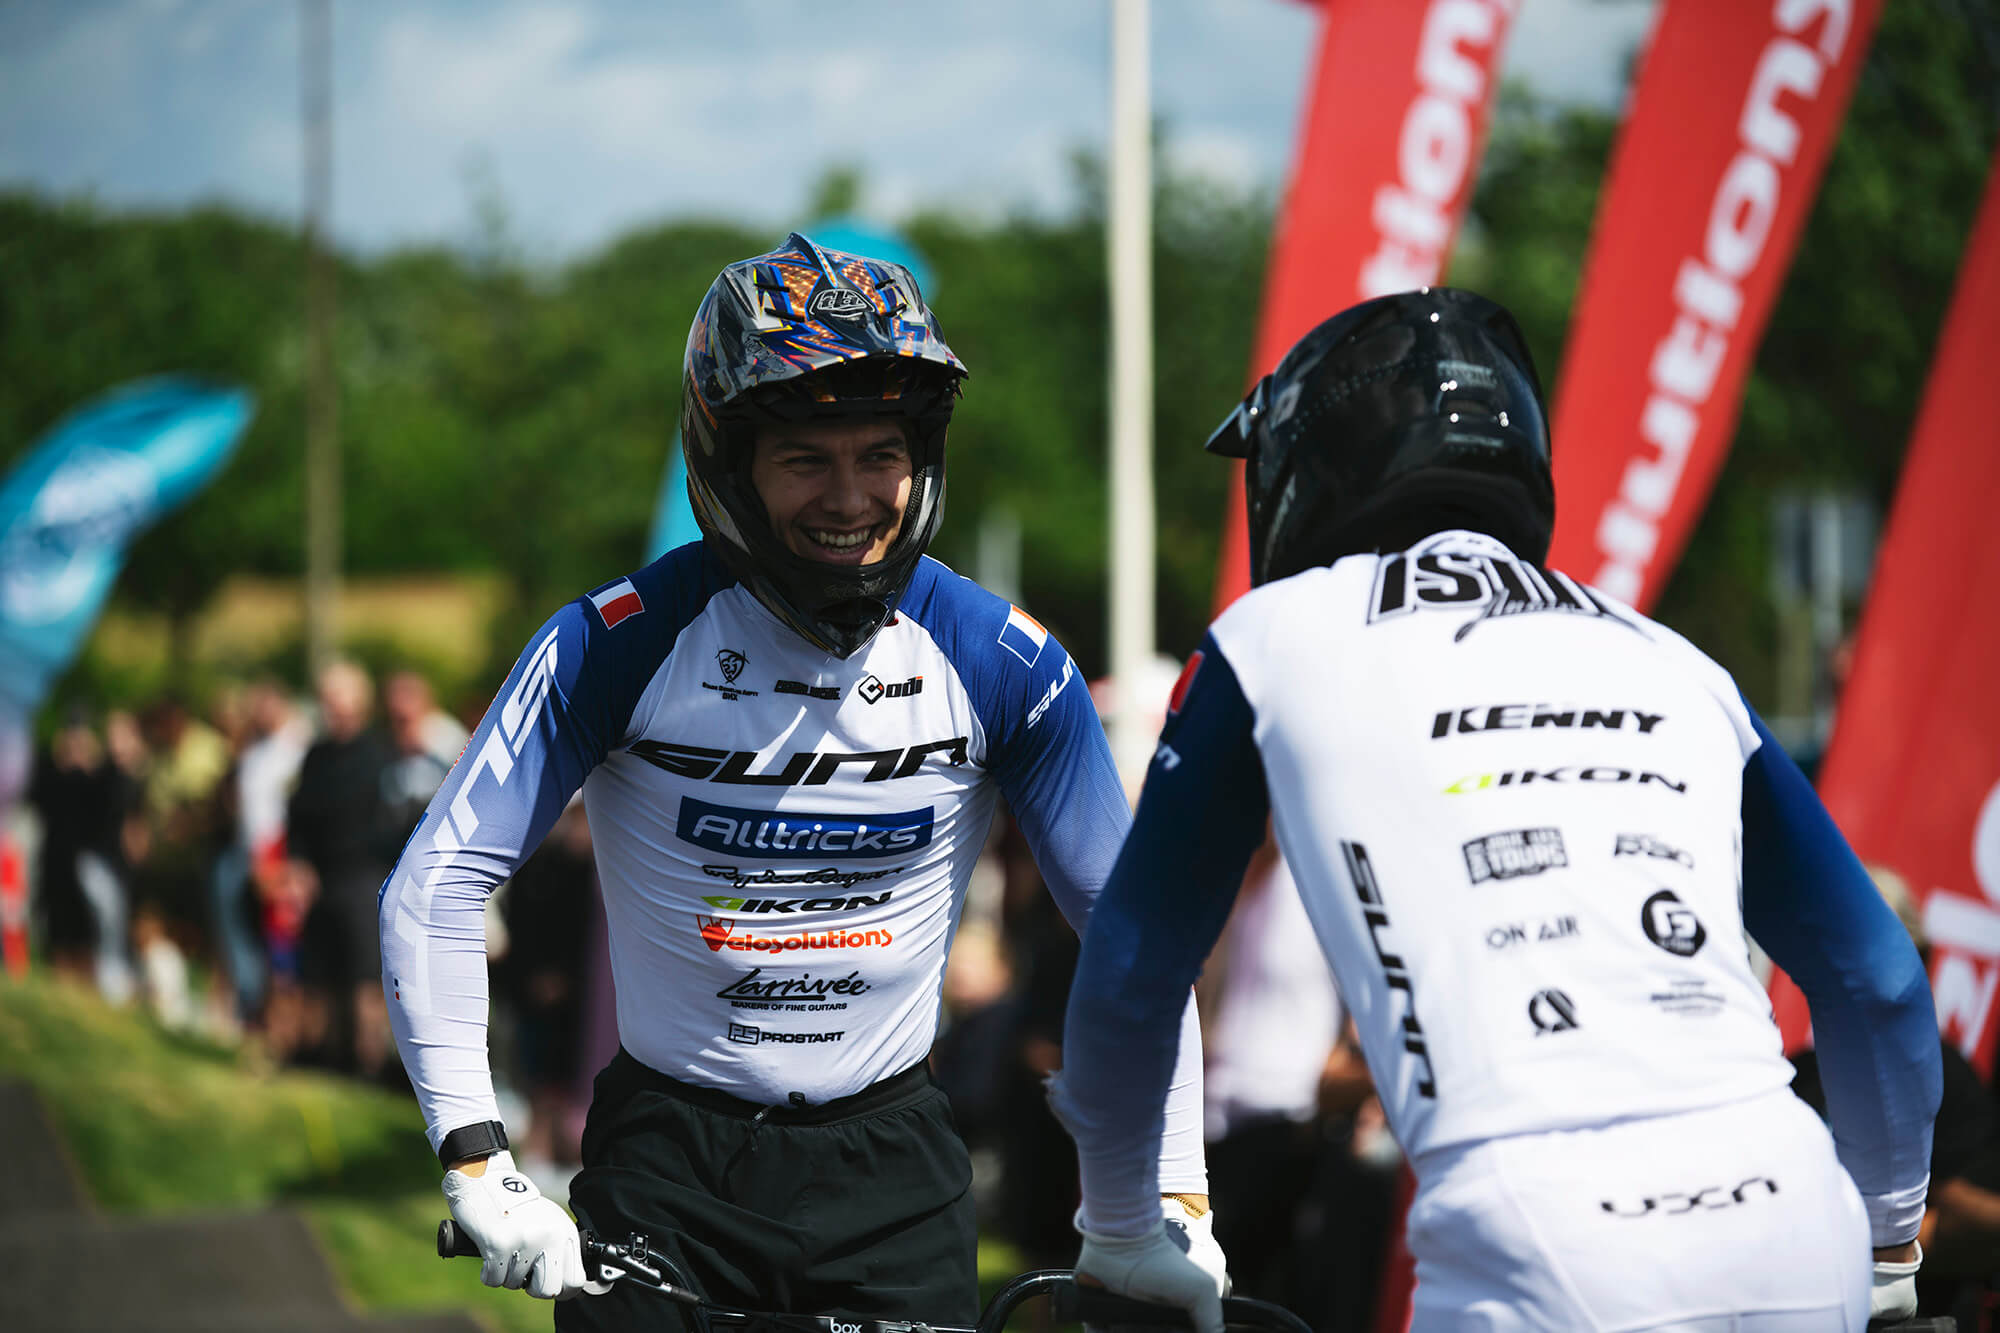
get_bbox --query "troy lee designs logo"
[1371,550,1634,642]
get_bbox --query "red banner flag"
[1770,149,2000,1073]
[1214,0,1520,614]
[1546,0,1884,610]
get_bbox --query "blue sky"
[1,0,1657,262]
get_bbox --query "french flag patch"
[997,605,1047,667]
[589,578,644,629]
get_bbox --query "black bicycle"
[438,1219,1311,1333]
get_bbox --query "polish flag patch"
[997,604,1048,667]
[590,578,644,629]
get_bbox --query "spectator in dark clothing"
[288,660,393,1076]
[28,711,141,999]
[375,671,454,866]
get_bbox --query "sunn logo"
[1600,1177,1778,1218]
[1344,840,1437,1099]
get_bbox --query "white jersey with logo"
[1058,527,1937,1255]
[1210,529,1790,1157]
[382,542,1205,1192]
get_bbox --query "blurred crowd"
[10,665,2000,1329]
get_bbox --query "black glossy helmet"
[1206,287,1554,585]
[681,233,966,657]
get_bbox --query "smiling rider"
[379,234,1223,1329]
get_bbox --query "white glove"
[1869,1240,1922,1323]
[1161,1197,1230,1302]
[441,1151,598,1301]
[1076,1202,1229,1333]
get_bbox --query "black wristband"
[437,1120,508,1170]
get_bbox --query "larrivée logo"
[677,797,934,859]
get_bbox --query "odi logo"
[677,796,934,859]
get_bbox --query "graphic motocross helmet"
[1206,286,1554,585]
[681,233,967,658]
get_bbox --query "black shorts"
[557,1050,978,1332]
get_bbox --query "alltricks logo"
[1359,0,1519,298]
[1588,4,1861,602]
[677,797,934,860]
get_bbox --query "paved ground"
[0,1079,484,1333]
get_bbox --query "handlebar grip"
[1053,1283,1193,1327]
[1051,1284,1313,1333]
[437,1219,482,1258]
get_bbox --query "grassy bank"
[0,975,1039,1332]
[0,975,544,1332]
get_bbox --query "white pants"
[1406,1089,1869,1332]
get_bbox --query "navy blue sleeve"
[1738,693,1939,1239]
[1055,634,1271,1235]
[900,560,1131,927]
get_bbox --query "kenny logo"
[678,797,933,860]
[1370,550,1634,641]
[1463,828,1567,884]
[1445,768,1686,795]
[630,736,968,785]
[1430,704,1663,738]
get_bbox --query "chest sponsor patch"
[696,916,894,953]
[677,796,934,859]
[1463,828,1568,883]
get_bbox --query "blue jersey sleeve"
[899,560,1130,926]
[1737,694,1940,1244]
[1055,634,1271,1236]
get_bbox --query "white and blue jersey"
[1057,530,1939,1249]
[382,542,1206,1192]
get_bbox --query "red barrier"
[1546,0,1884,611]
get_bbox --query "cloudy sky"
[1,0,1657,263]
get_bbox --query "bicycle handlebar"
[439,1220,1952,1333]
[438,1219,1313,1333]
